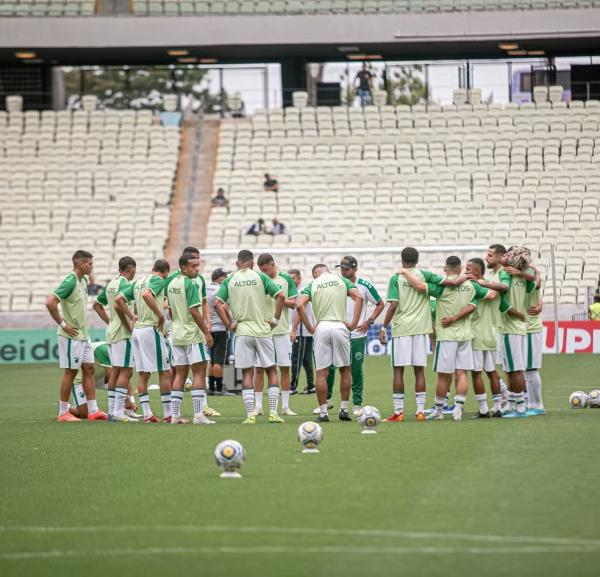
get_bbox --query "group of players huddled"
[46,242,544,424]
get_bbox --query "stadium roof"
[0,9,599,65]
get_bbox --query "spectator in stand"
[354,63,374,107]
[246,218,266,236]
[87,275,103,296]
[270,218,286,236]
[211,188,229,210]
[263,173,279,193]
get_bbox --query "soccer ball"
[569,391,588,409]
[184,378,192,392]
[297,421,323,453]
[358,405,381,433]
[588,390,600,408]
[214,440,245,475]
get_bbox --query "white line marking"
[1,525,599,547]
[1,544,600,561]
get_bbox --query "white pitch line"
[1,544,600,562]
[1,524,599,548]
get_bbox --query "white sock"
[139,393,152,418]
[499,378,508,394]
[107,391,115,416]
[415,392,426,414]
[282,390,290,412]
[526,370,543,409]
[114,387,127,418]
[242,389,255,417]
[454,394,466,408]
[171,390,183,419]
[434,396,445,414]
[161,393,172,419]
[129,395,136,405]
[58,400,70,416]
[255,391,263,411]
[268,386,279,414]
[191,389,206,417]
[87,399,99,414]
[475,393,489,414]
[507,392,515,411]
[492,394,502,412]
[515,391,526,413]
[340,400,349,411]
[320,403,328,417]
[393,393,404,415]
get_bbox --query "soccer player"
[167,253,215,425]
[92,256,137,422]
[465,257,510,418]
[213,250,285,424]
[525,264,544,415]
[70,341,141,420]
[297,264,363,423]
[378,247,443,422]
[254,253,298,417]
[496,247,537,417]
[401,256,496,421]
[206,268,234,396]
[117,259,172,423]
[164,247,221,417]
[46,250,108,422]
[324,256,384,416]
[289,268,316,395]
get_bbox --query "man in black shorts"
[207,268,234,396]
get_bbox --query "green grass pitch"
[1,355,600,577]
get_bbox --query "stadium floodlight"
[168,49,189,56]
[498,43,519,50]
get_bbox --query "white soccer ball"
[588,389,600,408]
[297,421,323,450]
[214,440,245,473]
[358,405,382,430]
[569,391,588,409]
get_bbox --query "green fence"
[0,329,106,364]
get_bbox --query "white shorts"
[313,321,351,371]
[391,334,429,367]
[171,342,210,366]
[132,326,171,373]
[71,383,87,407]
[58,336,94,370]
[499,333,527,373]
[433,340,473,373]
[472,350,497,373]
[109,339,134,368]
[496,333,504,366]
[526,331,543,370]
[234,335,275,369]
[273,334,292,367]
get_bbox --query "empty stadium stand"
[0,95,180,312]
[205,87,600,307]
[0,0,97,16]
[131,0,600,16]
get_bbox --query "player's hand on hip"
[157,316,165,332]
[356,320,369,334]
[205,333,214,348]
[64,324,78,338]
[441,316,455,328]
[344,321,356,332]
[228,321,237,332]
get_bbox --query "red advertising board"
[543,321,600,354]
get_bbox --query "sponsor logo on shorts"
[354,352,363,361]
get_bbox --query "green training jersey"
[427,277,489,342]
[165,269,207,293]
[387,269,443,337]
[96,276,133,344]
[498,269,536,336]
[301,272,355,323]
[264,271,298,336]
[167,274,206,346]
[53,272,89,341]
[215,268,282,337]
[526,284,543,334]
[121,274,166,329]
[472,291,511,351]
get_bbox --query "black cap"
[336,256,358,270]
[211,268,230,281]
